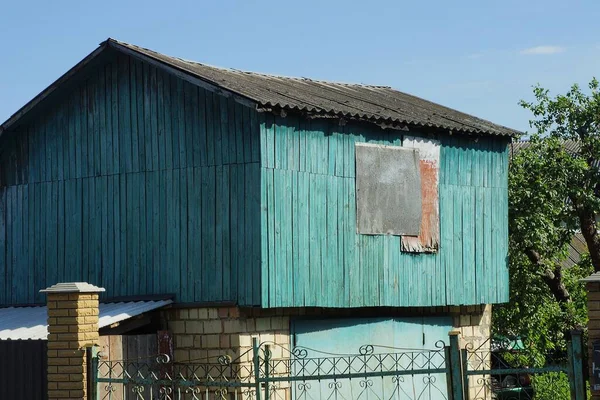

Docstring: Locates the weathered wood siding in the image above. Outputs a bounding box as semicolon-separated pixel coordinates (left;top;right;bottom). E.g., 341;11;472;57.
259;114;509;308
0;53;261;305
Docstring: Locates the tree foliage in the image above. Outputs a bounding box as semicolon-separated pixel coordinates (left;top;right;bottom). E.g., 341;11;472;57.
493;79;600;363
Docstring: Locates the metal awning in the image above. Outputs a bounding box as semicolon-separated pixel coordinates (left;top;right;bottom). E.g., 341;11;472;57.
0;300;172;340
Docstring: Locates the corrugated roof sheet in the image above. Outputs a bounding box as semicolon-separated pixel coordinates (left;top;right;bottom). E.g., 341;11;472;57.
0;299;172;340
107;39;519;138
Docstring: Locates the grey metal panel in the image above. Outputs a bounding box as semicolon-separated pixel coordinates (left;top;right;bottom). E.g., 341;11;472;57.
355;143;422;235
0;299;172;340
0;340;47;399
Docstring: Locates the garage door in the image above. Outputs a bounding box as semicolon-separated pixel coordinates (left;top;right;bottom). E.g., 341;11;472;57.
291;316;452;400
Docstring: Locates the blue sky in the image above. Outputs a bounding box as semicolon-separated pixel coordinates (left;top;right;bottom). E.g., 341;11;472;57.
1;0;599;133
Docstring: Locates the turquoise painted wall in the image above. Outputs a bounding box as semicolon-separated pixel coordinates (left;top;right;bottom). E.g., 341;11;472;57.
0;50;509;308
0;52;262;305
259;114;509;308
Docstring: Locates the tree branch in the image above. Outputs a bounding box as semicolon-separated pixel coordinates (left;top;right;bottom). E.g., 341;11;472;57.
525;248;571;303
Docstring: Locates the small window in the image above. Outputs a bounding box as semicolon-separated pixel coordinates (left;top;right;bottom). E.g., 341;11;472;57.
355;143;422;235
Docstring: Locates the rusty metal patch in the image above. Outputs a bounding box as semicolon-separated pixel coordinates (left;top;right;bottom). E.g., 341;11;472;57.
401;136;440;253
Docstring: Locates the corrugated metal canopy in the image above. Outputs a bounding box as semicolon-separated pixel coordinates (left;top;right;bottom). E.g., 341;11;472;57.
0;299;172;340
108;39;518;137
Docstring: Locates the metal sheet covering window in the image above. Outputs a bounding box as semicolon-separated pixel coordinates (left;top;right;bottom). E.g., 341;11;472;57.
355;143;422;235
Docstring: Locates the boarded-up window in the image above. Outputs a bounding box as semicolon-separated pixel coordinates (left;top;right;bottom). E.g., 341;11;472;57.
355;143;422;235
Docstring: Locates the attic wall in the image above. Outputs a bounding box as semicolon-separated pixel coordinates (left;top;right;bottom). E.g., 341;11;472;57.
0;53;261;305
259;113;509;308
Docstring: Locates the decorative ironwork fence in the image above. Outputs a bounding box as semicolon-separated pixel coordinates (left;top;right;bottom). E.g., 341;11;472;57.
90;331;587;400
461;330;585;400
90;338;453;400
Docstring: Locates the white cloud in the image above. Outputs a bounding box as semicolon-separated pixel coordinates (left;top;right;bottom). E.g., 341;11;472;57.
520;45;566;55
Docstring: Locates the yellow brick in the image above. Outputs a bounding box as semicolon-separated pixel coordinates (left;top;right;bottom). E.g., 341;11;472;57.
220;334;230;348
198;308;209;319
207;308;218;319
47;341;71;349
48;373;70;382
180;309;189;319
48;294;70;301
176;335;194;348
56;349;83;358
49;325;70;334
48;358;71;366
69;307;98;317
256;318;271;332
238;334;252;347
223;319;246;333
48;382;58;390
189;308;199;319
69;357;85;366
69;373;84;382
203;334;220;348
48;389;71;398
185;321;204;334
56;365;84;374
174;349;189;362
48;309;70;317
170;320;186;334
203;320;223;334
47;350;58;358
271;317;287;330
69;389;85;398
47;317;57;325
55;300;80;309
57;381;83;390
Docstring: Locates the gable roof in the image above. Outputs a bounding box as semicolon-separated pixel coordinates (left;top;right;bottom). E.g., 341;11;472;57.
0;38;521;138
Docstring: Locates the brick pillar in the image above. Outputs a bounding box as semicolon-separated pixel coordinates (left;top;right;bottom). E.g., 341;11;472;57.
40;282;105;400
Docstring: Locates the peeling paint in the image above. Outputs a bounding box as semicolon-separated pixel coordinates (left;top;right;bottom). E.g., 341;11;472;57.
401;137;440;253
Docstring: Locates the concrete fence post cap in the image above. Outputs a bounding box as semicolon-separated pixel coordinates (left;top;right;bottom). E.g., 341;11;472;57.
581;272;600;283
39;282;106;293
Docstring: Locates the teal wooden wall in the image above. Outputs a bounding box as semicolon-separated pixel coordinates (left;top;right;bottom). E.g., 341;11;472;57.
0;52;261;305
259;114;509;308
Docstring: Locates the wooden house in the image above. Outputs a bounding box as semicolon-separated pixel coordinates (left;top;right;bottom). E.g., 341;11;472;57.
0;39;515;363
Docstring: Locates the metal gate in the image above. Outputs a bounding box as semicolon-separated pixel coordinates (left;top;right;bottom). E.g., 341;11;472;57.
89;331;586;400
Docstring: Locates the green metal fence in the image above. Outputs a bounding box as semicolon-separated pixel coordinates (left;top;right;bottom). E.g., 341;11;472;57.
89;331;586;400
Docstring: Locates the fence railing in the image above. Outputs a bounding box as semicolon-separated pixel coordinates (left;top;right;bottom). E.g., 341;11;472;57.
89;331;586;400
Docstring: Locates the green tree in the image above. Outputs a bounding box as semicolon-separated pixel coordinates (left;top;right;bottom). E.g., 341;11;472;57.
494;79;600;362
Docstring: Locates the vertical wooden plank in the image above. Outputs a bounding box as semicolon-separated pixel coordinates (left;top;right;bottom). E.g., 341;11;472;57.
143;172;153;294
157;68;166;171
152;170;161;294
230;165;239;301
48;182;58;289
192;168;202;302
5;187;13;302
249;164;261;305
129;58;140;173
136;173;146;295
284;170;293;307
191;86;201;167
214;165;224;300
197;88;207;167
118;55;132;173
273;170;283;307
175;77;186;168
56;180;65;288
172;169;182;296
128;173;138;294
265;168;276;306
183;82;194;167
212;93;222;166
204;90;215;166
233;101;244;164
162;71;173;170
150;66;160;172
143;62;154;171
179;169;188;302
219;96;231;165
27;184;35;300
204;166;216;300
222;166;231;300
297;171;309;306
